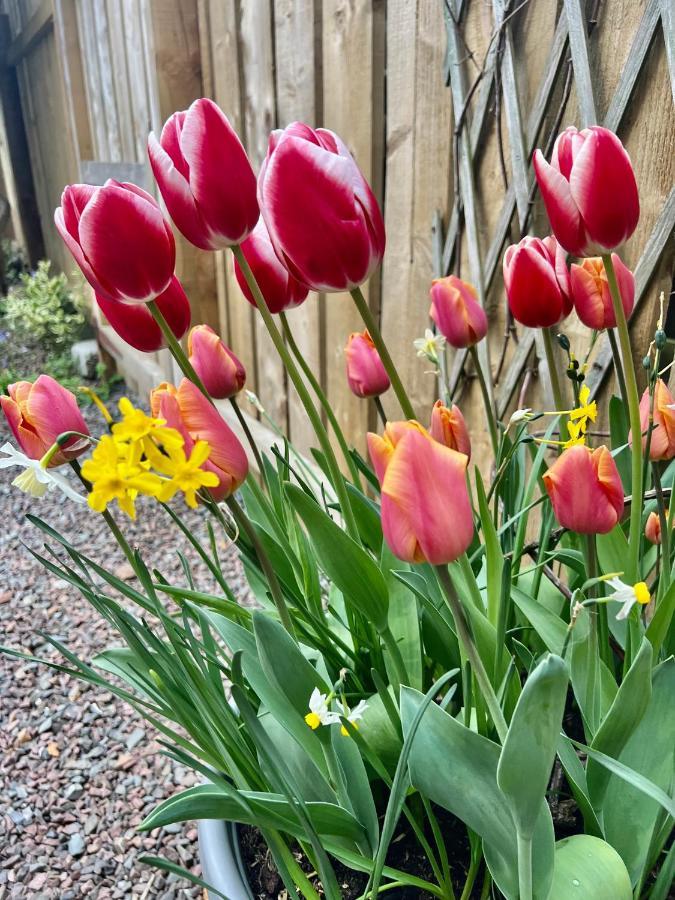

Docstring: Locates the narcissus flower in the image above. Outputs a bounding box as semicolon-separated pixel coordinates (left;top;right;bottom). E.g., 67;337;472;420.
151;379;248;501
0;442;84;503
146;440;220;508
632;380;675;461
258;122;385;292
570;255;635;330
96;276;191;353
149;98;259;250
0;376;89;465
112;397;183;455
188;325;246;399
413;329;446;365
503;235;572;328
605;577;650;620
304;688;368;737
429;276;487;348
81;435;164;519
344;330;390;398
533;126;639;256
234;219;309;314
543;444;624;534
55;181;175;304
430;401;471;458
367;421;474;564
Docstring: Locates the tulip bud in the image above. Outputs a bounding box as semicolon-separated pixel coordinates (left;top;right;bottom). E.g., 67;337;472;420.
0;375;89;465
187;325;246;399
233;219;309;314
258;122;385;292
429;276;487;348
645;511;663;546
570;255;635;330
430;400;471;459
503;235;572;328
148;98;259;250
344;330;390;398
367;421;473;564
96;276;191;353
533;126;639;256
543;444;624;534
55;181;175;304
632;380;675;461
150;378;248;500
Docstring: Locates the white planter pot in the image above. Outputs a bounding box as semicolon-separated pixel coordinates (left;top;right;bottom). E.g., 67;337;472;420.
198;819;253;899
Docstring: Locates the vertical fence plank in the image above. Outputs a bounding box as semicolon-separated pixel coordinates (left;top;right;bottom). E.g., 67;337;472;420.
239;0;288;434
274;0;321;453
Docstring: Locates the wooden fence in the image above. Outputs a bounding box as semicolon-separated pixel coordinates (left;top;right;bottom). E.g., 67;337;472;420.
0;0;673;468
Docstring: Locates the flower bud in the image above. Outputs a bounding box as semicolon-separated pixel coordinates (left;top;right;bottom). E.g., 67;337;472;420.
632;380;675;461
96;276;191;353
187;325;245;399
430;401;471;459
645;511;662;546
543;444;624;534
503;235;572;328
570;255;634;330
234;219;309;314
344;330;390;398
429;276;487;348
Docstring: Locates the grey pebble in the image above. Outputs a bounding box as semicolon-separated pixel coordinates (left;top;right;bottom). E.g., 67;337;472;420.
67;834;85;857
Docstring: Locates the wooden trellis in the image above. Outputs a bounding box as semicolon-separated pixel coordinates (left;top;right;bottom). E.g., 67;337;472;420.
437;0;675;428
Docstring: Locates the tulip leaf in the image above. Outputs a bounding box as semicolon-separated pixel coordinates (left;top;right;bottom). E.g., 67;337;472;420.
601;658;675;884
380;548;422;690
511;586;567;655
401;686;555;900
330;725;379;855
497;654;569;839
287;484;389;630
548;835;632;900
596;524;630;579
587;637;653;810
569;606;618;738
646;578;675;654
475;469;504;627
345;482;383;553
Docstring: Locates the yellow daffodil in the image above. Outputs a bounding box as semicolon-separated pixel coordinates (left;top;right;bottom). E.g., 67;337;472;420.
112;397;183;453
81;435;163;519
149;440;219;508
569;384;597;435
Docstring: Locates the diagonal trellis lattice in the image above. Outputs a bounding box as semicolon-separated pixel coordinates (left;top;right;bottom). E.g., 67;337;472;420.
436;0;675;419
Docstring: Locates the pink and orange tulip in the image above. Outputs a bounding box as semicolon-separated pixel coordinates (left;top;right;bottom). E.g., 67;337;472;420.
0;376;89;465
429;276;487;349
570;255;634;331
258;122;385;292
96;276;191;353
430;401;471;459
234;219;309;314
367;421;474;565
148;98;259;250
645;511;663;546
503;235;572;328
543;444;624;534
187;325;246;400
55;181;175;304
151;379;248;500
344;330;390;398
533;126;639;256
634;380;675;461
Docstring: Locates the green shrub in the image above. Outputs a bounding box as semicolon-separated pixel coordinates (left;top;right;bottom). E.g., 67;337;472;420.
2;261;89;352
0;239;29;290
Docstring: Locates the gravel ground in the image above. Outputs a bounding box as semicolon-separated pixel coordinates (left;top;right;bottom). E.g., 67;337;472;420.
0;393;252;898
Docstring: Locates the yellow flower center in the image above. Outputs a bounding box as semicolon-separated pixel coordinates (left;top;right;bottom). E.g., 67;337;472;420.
305;712;321;730
633;582;650;606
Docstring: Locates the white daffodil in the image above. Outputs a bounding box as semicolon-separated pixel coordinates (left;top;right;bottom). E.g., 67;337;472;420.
245;390;265;415
0;443;85;504
304;688;340;730
508;408;533;427
340;699;369;736
413;329;446;364
605;577;650;620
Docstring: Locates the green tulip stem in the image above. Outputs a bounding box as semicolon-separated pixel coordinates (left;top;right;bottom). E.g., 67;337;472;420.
436;564;508;743
603;253;642;581
585;533;610;670
146;300;212;402
380;625;410;691
373;395;387;428
606;328;629;412
541;327;565;423
651;461;670;594
279;311;362;488
468;344;499;458
231;245;360;541
350;286;416;420
517;833;533;900
229;396;265;476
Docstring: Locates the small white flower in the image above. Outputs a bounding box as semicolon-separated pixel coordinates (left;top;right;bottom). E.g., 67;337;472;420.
0;443;85;503
414;329;446;363
304;688;340;729
508;408;533;427
245;390;265;415
605;577;651;620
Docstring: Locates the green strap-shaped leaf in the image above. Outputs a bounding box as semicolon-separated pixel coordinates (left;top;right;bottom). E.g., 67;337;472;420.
287;484;389;630
497;654;569;839
548;835;632;900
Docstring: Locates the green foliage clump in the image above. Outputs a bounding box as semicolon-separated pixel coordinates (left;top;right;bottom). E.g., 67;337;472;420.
2;260;89;353
0;239;29;290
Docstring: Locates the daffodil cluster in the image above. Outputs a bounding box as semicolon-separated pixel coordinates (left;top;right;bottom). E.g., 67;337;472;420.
81;397;219;519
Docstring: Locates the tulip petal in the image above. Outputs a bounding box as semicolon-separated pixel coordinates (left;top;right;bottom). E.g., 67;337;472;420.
569;128;640;252
381;430;473;565
533;150;588;256
504;240;566;328
543;445;622;534
180;98;259;245
54;206;113;299
234;219;309;314
78;184;175;302
24;375;88;452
